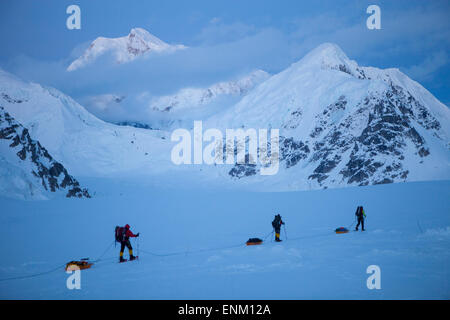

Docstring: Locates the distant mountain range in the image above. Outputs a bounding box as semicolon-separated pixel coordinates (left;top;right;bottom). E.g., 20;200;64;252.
84;69;270;131
1;34;449;198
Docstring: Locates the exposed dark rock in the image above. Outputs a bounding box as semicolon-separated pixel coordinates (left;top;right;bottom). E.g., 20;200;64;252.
374;178;393;185
418;147;430;157
116;121;153;130
227;135;310;178
228;163;257;178
1;93;26;104
305;84;439;187
0;106;91;198
280;137;310;168
282;108;303;129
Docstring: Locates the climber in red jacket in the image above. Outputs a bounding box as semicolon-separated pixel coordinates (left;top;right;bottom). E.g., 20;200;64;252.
116;224;139;262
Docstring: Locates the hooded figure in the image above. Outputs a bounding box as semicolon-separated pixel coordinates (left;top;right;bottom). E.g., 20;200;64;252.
118;224;139;262
272;214;285;242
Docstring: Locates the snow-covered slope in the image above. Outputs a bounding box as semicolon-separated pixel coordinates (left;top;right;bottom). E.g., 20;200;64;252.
0;107;90;199
0;68;171;181
82;70;270;131
149;70;270;113
121;69;270;130
67;28;186;71
205;43;450;189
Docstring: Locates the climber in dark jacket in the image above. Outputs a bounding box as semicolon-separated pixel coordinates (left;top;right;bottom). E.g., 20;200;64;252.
355;206;366;231
272;214;285;242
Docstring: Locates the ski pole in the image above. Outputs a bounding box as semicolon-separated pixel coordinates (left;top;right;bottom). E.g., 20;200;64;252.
134;236;137;259
417;219;423;234
283;224;288;240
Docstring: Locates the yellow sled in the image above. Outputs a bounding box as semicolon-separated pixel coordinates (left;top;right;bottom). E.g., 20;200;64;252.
65;260;93;271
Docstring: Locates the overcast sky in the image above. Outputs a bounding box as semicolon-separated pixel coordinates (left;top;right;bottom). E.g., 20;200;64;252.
0;0;449;108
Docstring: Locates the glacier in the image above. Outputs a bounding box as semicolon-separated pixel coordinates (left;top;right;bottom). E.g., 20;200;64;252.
0;180;448;299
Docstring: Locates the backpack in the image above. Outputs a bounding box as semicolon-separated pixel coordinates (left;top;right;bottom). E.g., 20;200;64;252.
272;215;281;228
355;206;364;217
115;226;126;243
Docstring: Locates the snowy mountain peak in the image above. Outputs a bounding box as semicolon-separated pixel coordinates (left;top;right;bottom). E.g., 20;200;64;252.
67;27;186;71
301;43;351;65
291;43;362;77
128;28;165;45
126;27;173;54
129;27;152;38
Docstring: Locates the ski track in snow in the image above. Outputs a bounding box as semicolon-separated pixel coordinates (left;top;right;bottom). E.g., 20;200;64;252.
0;180;448;299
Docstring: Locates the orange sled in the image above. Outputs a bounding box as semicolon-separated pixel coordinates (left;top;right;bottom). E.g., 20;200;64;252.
65;260;93;271
335;227;350;234
246;238;263;246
